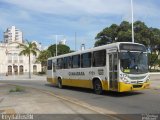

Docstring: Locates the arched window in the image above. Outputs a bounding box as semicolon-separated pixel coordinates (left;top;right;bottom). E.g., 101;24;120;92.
19;65;23;75
14;65;18;75
33;65;37;74
8;65;12;75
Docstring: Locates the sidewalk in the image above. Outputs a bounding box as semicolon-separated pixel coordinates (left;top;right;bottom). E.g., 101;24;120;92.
0;74;46;80
0;83;116;120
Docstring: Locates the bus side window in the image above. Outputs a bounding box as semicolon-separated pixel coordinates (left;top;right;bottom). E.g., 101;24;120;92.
64;57;72;69
64;57;67;69
93;50;106;67
47;60;52;70
81;52;91;68
72;55;80;68
57;58;64;69
113;54;118;71
68;56;72;68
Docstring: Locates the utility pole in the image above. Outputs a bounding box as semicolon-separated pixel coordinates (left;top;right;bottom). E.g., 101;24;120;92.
54;35;64;56
75;32;77;51
55;35;57;56
131;0;134;43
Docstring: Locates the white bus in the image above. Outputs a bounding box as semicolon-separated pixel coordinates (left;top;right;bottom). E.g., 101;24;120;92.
47;42;150;94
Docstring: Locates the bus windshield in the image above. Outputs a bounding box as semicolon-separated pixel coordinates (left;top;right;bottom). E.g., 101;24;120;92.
120;52;148;74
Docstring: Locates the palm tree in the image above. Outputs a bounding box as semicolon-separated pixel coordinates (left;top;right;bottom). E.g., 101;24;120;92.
17;41;40;79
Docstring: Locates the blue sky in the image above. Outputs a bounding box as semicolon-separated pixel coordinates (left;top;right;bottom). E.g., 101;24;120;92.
0;0;160;50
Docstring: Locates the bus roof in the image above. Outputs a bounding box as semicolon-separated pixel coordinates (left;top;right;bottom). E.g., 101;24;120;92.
48;42;145;60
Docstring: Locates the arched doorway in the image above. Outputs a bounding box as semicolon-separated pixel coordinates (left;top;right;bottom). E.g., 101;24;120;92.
19;65;23;75
33;65;37;74
14;65;18;75
8;65;12;75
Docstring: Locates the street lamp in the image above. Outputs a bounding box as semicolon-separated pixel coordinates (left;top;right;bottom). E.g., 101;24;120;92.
131;0;134;43
54;35;64;56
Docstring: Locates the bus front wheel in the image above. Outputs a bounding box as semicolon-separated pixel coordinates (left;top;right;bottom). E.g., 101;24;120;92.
58;78;63;89
93;79;103;95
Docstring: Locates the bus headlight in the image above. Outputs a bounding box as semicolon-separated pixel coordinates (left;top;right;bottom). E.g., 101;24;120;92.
145;76;150;83
124;78;130;83
120;73;130;83
120;77;129;83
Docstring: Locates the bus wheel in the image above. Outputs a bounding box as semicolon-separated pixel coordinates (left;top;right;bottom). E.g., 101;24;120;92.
93;79;103;95
58;78;63;89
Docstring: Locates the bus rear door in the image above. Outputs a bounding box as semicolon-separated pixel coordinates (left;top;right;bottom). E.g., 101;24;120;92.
52;59;57;84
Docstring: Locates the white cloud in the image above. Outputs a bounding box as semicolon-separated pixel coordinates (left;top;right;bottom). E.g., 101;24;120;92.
1;0;159;24
0;0;135;15
0;0;160;49
2;0;159;21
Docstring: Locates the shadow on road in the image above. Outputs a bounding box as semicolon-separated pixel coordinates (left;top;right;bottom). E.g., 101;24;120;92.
103;91;143;97
45;83;143;97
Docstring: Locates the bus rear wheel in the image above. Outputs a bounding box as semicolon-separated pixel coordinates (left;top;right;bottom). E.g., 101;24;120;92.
58;78;63;89
93;79;103;95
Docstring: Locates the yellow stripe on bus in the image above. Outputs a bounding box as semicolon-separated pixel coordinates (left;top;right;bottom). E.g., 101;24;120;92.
47;78;150;92
47;77;109;90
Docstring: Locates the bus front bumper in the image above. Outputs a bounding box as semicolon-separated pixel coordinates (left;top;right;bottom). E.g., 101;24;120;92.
118;82;150;92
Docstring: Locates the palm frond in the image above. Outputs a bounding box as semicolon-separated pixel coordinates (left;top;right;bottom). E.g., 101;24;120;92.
31;50;37;56
18;41;39;57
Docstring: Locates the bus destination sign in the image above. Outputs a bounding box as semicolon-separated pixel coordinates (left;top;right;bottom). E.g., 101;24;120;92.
120;43;146;52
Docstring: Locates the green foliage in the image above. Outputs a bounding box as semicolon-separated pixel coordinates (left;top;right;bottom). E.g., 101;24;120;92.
9;86;25;92
95;20;160;47
38;71;46;75
48;44;70;56
117;30;132;42
148;53;158;66
95;20;160;69
36;50;51;67
37;50;51;62
148;52;160;70
18;41;40;56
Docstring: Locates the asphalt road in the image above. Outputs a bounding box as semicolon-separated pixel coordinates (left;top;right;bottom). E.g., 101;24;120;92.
0;74;160;115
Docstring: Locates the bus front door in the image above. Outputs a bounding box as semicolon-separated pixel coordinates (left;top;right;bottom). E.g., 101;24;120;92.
108;53;118;91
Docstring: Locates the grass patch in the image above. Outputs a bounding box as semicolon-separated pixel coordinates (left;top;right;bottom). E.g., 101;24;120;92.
9;86;25;93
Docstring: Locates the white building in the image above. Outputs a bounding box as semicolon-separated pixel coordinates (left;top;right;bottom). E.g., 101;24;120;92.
59;39;66;45
0;26;41;76
4;26;23;43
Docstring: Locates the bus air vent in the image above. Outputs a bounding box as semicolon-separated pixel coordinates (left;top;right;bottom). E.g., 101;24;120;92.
133;85;142;88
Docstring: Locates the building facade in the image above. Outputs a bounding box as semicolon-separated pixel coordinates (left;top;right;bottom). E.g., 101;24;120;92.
0;26;41;75
4;26;23;43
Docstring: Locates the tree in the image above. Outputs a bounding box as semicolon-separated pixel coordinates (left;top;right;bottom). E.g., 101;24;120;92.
149;45;160;70
95;20;160;70
95;20;160;47
48;44;70;56
36;50;51;72
17;41;40;78
95;24;119;46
